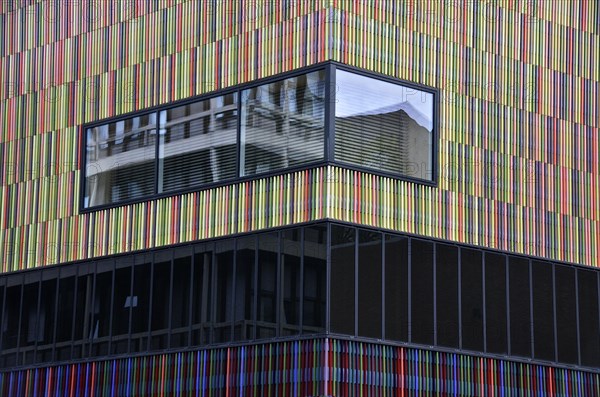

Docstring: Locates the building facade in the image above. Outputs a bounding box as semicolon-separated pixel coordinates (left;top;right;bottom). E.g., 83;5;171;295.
0;0;599;395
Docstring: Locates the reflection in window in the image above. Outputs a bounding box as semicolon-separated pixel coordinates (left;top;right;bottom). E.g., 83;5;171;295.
257;233;278;339
55;268;76;361
111;259;133;355
335;70;434;180
150;251;171;350
192;244;212;345
235;236;255;341
330;225;356;335
485;253;507;354
436;243;459;348
214;240;234;343
509;256;531;357
358;230;382;339
461;248;483;351
532;261;555;361
131;254;151;352
385;235;408;342
578;269;600;367
170;247;192;348
36;272;58;363
19;275;40;365
85;114;156;207
281;229;301;336
555;265;578;364
1;276;22;367
303;225;326;334
158;94;237;193
91;260;113;357
411;239;434;345
240;71;325;176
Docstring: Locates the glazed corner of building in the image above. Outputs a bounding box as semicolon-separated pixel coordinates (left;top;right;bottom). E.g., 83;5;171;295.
0;0;599;395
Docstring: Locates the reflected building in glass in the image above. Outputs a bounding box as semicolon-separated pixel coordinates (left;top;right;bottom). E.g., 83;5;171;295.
0;1;599;395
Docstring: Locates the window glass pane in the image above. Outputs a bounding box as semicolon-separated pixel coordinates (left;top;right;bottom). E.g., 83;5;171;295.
130;254;151;352
111;258;133;355
170;247;192;348
240;70;326;176
461;248;483;351
158;94;237;193
150;251;171;350
436;243;459;348
214;240;234;343
532;261;555;361
335;70;434;180
36;271;58;363
281;229;301;336
509;256;531;357
411;239;434;345
330;225;356;335
73;264;93;359
55;267;76;361
485;252;507;354
385;235;408;341
578;269;600;367
91;260;113;357
19;274;40;365
555;265;577;364
1;275;22;367
85;114;156;207
358;230;382;339
192;243;213;345
257;233;278;339
235;236;256;341
303;225;327;334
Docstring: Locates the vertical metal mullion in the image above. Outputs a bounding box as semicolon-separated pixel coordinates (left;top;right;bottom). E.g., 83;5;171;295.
407;238;412;343
575;269;581;366
433;242;437;346
482;253;487;353
505;256;511;357
354;227;358;337
325;63;336;162
325;223;331;334
552;264;558;362
457;247;462;349
529;260;534;358
167;251;174;348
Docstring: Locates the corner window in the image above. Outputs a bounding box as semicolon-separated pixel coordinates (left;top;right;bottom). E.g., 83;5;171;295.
83;63;437;209
334;70;434;180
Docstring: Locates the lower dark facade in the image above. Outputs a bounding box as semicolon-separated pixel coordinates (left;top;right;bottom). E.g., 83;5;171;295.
1;221;599;395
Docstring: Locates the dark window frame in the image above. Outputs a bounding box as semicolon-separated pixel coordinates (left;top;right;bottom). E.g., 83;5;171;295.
80;61;439;212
